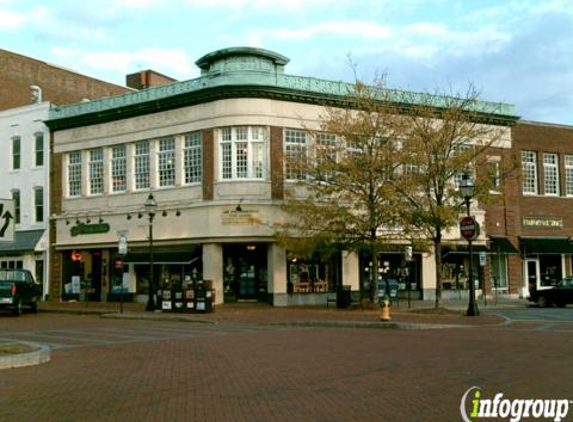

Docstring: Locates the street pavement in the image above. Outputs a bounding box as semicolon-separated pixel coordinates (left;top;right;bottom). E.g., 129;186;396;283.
0;299;572;422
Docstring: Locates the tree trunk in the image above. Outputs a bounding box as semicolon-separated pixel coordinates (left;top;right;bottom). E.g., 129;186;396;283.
371;249;379;303
434;239;443;309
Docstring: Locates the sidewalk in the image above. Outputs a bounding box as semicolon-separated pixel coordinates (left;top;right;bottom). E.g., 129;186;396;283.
38;297;526;327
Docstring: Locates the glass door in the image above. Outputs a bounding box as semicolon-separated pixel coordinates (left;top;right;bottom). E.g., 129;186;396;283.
525;258;540;295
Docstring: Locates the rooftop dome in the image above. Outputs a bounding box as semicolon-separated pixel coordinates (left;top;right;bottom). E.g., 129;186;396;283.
195;46;290;77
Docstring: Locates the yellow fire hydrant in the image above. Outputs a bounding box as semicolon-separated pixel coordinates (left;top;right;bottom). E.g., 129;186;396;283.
380;294;391;321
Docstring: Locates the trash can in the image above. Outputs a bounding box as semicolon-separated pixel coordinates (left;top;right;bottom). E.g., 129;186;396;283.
337;285;352;308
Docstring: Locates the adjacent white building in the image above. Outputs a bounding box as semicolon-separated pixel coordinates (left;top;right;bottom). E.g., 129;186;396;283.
0;101;50;297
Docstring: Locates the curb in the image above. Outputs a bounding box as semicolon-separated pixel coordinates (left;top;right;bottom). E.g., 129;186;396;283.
0;342;51;370
269;320;468;330
100;313;217;324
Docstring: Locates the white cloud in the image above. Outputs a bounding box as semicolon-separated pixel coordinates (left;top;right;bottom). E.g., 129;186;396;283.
269;20;391;41
0;9;27;30
51;47;196;80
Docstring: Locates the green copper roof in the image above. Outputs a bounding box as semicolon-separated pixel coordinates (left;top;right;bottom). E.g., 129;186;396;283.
47;47;518;127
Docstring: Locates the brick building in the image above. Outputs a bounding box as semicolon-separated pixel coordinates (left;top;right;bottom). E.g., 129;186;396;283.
504;121;573;299
0;49;138;298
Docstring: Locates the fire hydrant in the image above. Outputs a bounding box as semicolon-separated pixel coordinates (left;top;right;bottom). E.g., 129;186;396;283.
380;294;391;321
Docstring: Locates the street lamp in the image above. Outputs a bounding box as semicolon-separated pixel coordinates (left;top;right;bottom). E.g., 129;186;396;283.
460;173;479;316
145;192;157;311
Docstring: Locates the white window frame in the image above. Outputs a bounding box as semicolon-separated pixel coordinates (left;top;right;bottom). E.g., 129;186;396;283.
157;137;176;187
34;132;44;167
183;132;202;185
219;126;267;180
565;155;573;196
67;151;82;197
521;151;538;195
488;157;501;193
11;189;20;225
88;148;104;195
543;153;559;196
284;128;308;181
33;186;44;223
111;145;127;193
11;136;21;170
134;141;150;191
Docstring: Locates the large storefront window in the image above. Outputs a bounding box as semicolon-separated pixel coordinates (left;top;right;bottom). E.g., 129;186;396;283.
223;244;268;302
360;252;422;299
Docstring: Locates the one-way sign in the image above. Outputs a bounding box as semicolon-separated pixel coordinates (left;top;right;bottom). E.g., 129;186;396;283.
0;199;15;243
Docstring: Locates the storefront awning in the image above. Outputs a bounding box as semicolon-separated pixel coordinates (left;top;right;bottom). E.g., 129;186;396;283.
519;237;573;255
489;236;518;254
123;252;199;264
0;229;44;254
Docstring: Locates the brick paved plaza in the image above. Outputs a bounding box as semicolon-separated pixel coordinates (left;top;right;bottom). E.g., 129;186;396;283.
0;305;572;422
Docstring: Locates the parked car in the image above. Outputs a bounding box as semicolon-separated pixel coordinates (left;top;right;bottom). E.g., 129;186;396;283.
528;277;573;308
0;269;41;316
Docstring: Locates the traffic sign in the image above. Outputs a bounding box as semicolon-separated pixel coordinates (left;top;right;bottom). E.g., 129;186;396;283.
0;199;15;243
118;234;128;256
460;216;479;241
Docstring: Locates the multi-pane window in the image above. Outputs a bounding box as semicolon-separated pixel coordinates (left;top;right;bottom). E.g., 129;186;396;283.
219;126;267;180
521;151;538;195
34;133;44;167
111;145;127;192
68;151;82;197
285;129;308;180
565;155;573;196
543;153;559;196
134;141;150;190
315;132;337;180
489;160;501;191
88;148;104;195
34;187;43;223
11;137;21;170
12;190;20;224
158;137;176;187
184;132;202;184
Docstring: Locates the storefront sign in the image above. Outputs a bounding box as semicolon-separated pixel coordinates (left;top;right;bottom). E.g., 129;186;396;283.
221;209;261;226
522;217;563;229
71;222;111;237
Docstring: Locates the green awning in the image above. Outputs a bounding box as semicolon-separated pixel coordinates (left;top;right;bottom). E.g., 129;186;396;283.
519;237;573;255
123;252;199;265
489;236;518;254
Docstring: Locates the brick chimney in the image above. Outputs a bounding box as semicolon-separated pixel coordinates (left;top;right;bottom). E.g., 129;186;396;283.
126;70;177;90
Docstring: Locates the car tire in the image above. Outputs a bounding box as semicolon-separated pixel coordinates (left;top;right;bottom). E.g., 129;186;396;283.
555;301;566;308
29;302;38;313
537;296;549;308
12;300;22;316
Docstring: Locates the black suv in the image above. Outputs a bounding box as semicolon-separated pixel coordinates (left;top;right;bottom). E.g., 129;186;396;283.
528;277;573;308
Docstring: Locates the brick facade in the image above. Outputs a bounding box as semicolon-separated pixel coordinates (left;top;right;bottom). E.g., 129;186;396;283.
0;49;130;110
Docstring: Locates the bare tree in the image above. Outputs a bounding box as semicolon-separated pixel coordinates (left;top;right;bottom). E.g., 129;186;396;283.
278;79;515;308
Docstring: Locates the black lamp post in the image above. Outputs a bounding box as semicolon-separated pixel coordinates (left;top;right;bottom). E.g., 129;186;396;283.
460;173;479;316
145;193;157;311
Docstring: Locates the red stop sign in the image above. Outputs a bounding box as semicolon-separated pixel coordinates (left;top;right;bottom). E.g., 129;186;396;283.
460;216;477;240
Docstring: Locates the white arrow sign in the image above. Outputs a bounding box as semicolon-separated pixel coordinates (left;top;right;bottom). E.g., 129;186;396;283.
0;199;15;243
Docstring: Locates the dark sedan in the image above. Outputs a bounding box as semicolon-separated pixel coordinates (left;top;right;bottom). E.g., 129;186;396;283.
528;277;573;308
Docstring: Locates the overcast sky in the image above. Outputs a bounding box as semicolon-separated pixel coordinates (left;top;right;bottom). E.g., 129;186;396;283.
2;0;572;125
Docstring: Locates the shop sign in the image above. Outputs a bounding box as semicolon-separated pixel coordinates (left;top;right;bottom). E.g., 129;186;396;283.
71;222;111;237
522;217;563;229
221;209;261;226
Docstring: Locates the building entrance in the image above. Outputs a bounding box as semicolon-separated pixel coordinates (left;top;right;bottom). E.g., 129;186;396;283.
223;244;268;302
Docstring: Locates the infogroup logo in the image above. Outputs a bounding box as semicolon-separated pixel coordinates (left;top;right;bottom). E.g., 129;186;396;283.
460;386;571;422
